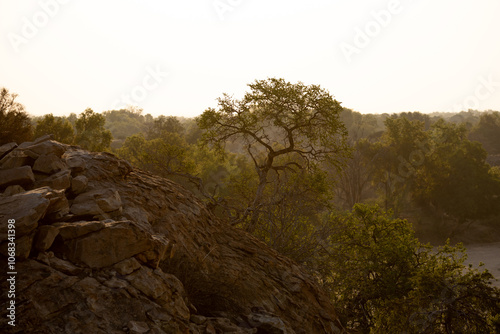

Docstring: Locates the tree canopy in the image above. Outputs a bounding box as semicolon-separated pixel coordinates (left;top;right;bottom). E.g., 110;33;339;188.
197;78;350;231
74;108;113;151
326;204;500;333
0;87;32;145
34;113;75;144
469;111;500;155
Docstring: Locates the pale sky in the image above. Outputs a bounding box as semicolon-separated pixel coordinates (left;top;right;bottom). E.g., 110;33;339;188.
1;0;500;118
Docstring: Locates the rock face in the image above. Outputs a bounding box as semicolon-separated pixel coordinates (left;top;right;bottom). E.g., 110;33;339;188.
0;138;344;333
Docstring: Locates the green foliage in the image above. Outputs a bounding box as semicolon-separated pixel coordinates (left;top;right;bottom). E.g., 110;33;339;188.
326;204;500;333
74;108;113;151
490;166;500;179
243;162;333;263
0;88;32;145
146;115;184;139
188;145;242;202
384;245;500;333
103;108;148;141
340;108;384;142
327;205;419;330
198;78;349;167
469;111;500;155
383;116;429;163
333;139;379;209
361;116;500;220
116;133;148;167
118;132;195;177
117;129;239;211
182;118;204;144
414;120;500;220
34;114;74;144
396;111;433;130
197;78;350;232
67;113;78;127
358;117;430;212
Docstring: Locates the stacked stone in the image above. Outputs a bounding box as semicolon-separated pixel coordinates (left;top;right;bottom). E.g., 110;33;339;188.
0;137;344;334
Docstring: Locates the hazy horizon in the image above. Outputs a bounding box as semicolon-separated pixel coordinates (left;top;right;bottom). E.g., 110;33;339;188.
2;0;500;118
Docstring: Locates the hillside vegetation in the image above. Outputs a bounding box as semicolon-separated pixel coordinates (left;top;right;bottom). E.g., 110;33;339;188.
2;80;500;332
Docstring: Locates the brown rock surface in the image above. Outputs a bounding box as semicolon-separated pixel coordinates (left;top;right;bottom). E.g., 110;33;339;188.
0;141;344;333
0;142;17;159
0;165;35;188
0;150;33;169
0;187;50;237
23;139;66;158
59;220;168;269
32;154;67;174
34;169;71;190
71;174;88;194
2;185;25;196
70;188;122;216
34;225;59;251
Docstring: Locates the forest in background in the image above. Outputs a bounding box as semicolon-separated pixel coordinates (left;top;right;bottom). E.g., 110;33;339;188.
2;82;500;332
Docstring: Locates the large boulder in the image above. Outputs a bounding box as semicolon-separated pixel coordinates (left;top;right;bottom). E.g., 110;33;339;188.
70;188;122;216
55;220;169;269
22;139;66;158
0;149;34;169
0;142;17;159
35;169;71;191
0;187;50;238
71;175;88;194
0;165;35;189
32;154;67;174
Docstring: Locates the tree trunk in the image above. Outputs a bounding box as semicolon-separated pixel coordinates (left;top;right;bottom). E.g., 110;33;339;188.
246;171;267;233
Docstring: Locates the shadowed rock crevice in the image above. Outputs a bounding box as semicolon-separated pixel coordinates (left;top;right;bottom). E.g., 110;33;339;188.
0;138;344;334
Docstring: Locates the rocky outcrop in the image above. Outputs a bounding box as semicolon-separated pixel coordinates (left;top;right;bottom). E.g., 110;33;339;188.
0;137;344;333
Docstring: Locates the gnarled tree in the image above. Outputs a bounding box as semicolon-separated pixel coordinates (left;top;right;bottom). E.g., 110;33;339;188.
197;78;349;232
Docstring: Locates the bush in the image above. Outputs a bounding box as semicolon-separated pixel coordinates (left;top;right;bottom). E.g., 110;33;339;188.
325;204;500;333
34;114;74;144
0;88;32;145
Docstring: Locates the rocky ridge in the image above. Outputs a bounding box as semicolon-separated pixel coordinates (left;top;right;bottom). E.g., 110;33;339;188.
0;136;344;334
